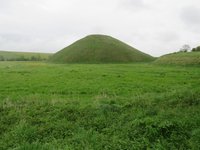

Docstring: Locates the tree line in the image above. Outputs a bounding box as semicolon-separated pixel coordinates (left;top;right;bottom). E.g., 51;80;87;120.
0;55;48;61
179;45;200;52
191;46;200;52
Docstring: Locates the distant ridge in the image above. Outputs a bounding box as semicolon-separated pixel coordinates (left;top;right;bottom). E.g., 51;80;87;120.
154;52;200;65
49;34;154;63
0;50;52;61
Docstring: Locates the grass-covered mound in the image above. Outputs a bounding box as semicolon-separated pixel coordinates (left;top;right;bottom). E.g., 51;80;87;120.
154;52;200;65
49;34;154;63
0;50;52;61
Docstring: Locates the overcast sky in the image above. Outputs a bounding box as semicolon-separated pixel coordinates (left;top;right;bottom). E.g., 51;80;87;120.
0;0;200;56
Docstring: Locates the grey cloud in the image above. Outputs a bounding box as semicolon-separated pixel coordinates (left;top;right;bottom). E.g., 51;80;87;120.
0;0;200;56
121;0;145;7
118;0;146;11
156;32;180;43
181;6;200;25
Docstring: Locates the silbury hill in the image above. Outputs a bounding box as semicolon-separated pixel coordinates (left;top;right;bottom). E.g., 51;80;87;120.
49;34;154;63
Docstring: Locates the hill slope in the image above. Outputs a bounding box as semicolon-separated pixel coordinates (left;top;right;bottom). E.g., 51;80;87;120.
154;52;200;65
49;35;154;63
0;51;52;61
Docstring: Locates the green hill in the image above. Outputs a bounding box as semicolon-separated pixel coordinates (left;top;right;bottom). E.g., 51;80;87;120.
154;52;200;65
0;51;52;61
49;35;154;63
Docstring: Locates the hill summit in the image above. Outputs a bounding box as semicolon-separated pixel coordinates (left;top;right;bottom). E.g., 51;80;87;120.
49;34;154;63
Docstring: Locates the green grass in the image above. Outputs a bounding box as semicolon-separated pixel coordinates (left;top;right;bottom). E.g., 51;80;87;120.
154;52;200;65
0;50;52;61
0;62;200;149
49;35;155;63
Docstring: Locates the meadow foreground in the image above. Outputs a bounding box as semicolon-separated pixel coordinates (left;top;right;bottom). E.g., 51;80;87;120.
0;62;200;149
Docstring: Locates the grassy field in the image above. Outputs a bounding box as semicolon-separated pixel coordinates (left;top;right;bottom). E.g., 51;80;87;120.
0;51;52;61
49;35;154;63
154;52;200;65
0;62;200;149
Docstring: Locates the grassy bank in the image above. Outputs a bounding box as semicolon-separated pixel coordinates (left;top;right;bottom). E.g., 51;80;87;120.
154;52;200;65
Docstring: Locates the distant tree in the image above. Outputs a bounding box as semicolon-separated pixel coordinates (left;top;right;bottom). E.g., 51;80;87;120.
0;55;5;61
18;56;25;61
192;46;200;52
37;55;42;61
31;56;37;61
17;55;29;61
192;48;196;52
197;46;200;51
180;44;191;52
